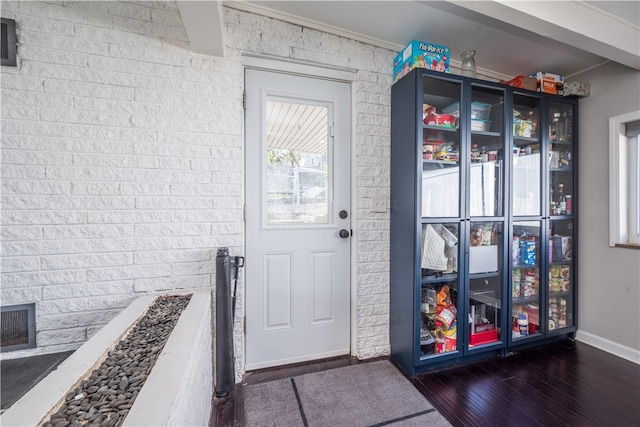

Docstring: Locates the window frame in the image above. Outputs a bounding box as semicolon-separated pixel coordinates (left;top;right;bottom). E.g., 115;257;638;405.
608;110;640;248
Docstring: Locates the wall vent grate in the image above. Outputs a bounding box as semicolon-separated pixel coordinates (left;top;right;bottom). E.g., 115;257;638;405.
1;17;17;66
1;303;36;352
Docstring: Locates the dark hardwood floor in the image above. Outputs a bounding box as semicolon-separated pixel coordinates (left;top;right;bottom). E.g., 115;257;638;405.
211;340;640;426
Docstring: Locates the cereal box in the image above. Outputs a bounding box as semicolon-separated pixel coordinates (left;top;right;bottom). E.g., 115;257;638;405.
394;40;450;82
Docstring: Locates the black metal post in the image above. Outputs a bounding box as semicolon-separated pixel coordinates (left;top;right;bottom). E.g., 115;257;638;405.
215;247;234;397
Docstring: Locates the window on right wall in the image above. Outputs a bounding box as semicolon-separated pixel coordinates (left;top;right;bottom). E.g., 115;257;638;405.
609;111;640;247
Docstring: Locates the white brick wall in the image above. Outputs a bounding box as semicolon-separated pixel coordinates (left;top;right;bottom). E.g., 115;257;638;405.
1;1;392;372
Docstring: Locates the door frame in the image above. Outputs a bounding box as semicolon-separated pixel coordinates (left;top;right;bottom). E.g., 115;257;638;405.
241;54;359;370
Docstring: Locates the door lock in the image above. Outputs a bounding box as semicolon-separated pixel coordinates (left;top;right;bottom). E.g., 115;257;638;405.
339;210;348;219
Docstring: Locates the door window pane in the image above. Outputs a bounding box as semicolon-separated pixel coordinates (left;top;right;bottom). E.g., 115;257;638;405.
265;100;330;225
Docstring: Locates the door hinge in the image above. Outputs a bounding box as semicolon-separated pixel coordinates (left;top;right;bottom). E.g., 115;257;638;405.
243;317;246;334
242;90;246;109
243;204;246;222
330;124;335;137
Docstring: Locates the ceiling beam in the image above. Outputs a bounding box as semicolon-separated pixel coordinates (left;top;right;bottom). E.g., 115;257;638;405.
448;0;640;71
177;0;225;57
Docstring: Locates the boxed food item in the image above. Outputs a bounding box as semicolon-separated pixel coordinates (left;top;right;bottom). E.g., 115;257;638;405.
520;240;537;265
531;72;564;95
469;245;498;274
505;75;537;91
553;235;572;261
394;40;450;82
514;118;534;138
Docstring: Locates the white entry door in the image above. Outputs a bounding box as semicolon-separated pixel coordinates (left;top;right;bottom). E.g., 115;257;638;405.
245;69;351;370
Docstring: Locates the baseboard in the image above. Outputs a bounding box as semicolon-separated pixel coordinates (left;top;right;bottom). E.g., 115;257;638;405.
576;330;640;364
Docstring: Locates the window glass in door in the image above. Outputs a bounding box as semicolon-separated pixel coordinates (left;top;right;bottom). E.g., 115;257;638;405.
265;100;330;226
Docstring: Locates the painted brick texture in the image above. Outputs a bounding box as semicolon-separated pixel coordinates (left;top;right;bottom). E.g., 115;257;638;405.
1;1;392;370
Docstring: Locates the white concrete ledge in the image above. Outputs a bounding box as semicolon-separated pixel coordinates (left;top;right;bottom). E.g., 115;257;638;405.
124;290;212;427
0;291;213;427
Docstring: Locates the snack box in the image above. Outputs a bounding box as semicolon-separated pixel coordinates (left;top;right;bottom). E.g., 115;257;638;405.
394;40;450;82
553;235;572;261
520;240;537;265
531;72;564;95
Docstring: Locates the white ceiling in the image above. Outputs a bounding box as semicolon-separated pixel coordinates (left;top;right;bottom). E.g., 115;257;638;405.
179;1;640;80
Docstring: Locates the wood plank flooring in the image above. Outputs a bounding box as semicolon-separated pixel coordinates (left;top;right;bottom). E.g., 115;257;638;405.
211;340;640;426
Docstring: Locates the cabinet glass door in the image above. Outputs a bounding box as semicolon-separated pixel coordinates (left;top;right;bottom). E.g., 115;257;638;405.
512;94;541;216
511;221;542;340
469;85;505;217
548;220;574;331
421;77;461;218
548;101;575;217
468;221;503;348
420;222;460;359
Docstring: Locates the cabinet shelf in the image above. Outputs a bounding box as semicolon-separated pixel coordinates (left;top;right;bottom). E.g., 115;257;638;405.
422;159;458;167
549;291;572;298
512;295;540;304
513;264;538;269
421;272;457;284
549;260;571;266
469;271;501;280
513;136;539;143
422;124;458;132
472;130;501;138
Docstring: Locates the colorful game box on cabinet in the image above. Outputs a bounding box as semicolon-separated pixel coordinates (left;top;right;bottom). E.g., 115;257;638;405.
394;40;450;82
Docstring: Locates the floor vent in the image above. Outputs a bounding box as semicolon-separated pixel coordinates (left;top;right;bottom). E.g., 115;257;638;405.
1;303;36;352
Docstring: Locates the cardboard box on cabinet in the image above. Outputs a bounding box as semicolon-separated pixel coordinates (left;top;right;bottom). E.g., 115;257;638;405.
531;72;564;95
394;40;450;82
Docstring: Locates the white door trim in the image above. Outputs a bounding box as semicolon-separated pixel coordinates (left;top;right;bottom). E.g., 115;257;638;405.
241;56;359;370
241;53;358;82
